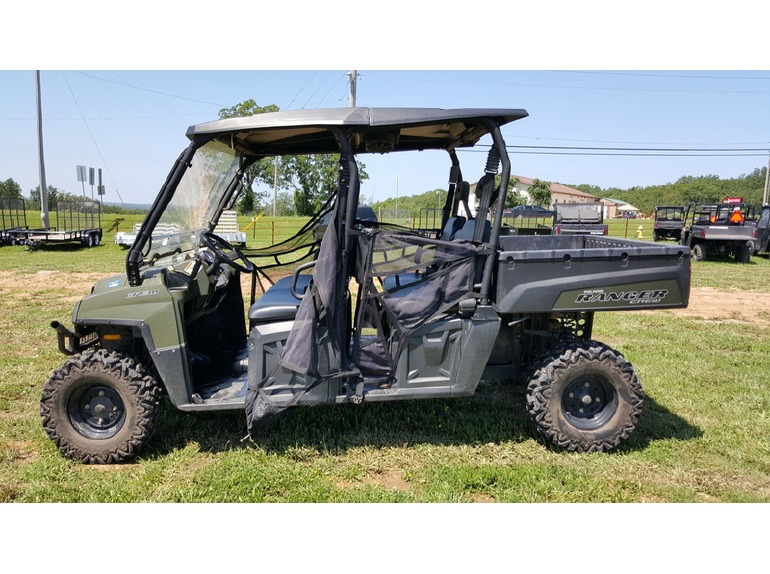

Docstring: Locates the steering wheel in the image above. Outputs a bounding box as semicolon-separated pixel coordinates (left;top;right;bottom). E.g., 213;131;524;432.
199;231;254;273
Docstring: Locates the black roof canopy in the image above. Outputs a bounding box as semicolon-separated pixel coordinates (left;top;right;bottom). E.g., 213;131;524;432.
186;107;528;157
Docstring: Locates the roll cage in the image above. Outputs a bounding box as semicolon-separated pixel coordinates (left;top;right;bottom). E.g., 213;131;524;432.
126;108;528;289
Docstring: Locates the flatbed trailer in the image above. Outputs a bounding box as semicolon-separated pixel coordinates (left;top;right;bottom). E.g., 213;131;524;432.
9;199;102;249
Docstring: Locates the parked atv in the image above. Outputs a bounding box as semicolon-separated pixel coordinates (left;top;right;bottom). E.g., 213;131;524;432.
680;201;758;262
41;107;691;463
652;205;685;242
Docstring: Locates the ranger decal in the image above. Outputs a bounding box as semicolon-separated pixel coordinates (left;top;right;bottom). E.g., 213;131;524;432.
575;289;669;305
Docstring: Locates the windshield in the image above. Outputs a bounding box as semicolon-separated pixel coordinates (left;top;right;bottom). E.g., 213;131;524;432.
159;140;240;232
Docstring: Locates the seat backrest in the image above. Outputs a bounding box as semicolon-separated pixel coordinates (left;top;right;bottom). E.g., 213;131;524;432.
453;218;490;243
440;216;466;241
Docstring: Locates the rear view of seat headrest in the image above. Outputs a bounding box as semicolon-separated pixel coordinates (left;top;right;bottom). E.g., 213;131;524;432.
440;216;465;241
453;218;491;243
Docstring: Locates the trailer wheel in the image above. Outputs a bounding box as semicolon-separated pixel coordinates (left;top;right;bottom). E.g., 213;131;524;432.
692;243;707;261
40;349;163;464
526;340;643;453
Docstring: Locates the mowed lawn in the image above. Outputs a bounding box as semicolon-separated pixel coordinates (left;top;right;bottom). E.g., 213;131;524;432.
2;217;767;570
1;223;769;507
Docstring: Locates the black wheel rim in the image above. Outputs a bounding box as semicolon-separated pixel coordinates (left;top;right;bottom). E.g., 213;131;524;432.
561;375;617;430
68;384;126;439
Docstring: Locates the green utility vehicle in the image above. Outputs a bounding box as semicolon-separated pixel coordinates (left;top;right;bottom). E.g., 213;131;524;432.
41;108;691;464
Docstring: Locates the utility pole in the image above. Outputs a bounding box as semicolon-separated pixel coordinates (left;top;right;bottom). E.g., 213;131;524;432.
273;156;279;217
763;152;770;206
347;70;357;107
35;71;50;228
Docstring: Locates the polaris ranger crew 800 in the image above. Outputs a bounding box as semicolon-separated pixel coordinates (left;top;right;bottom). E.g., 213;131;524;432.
41;108;691;463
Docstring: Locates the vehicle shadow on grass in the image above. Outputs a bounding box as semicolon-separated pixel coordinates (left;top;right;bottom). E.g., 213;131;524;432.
146;381;702;459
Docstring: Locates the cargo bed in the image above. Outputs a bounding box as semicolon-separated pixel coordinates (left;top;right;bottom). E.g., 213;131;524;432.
494;235;690;313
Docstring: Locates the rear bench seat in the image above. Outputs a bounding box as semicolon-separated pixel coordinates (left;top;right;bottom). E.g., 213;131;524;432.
249;274;312;325
380;216;488;292
251;217;492;320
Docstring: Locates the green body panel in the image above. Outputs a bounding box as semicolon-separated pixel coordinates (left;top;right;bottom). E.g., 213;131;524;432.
75;272;187;350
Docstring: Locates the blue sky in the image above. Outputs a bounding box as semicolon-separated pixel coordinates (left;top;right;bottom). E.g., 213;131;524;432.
2;70;768;207
2;5;769;207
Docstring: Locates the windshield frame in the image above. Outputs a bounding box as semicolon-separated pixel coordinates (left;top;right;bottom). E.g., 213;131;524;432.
126;136;251;285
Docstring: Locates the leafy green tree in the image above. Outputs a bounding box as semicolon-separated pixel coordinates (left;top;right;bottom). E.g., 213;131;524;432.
218;100;368;216
282;154;369;216
284;155;336;216
275;191;295;216
528;179;552;207
237;186;255;215
218;100;280;214
27;185;71;209
505;177;526;208
0;178;23;201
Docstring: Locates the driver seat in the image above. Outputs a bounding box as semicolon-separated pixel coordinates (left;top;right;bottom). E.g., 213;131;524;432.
248;274;312;325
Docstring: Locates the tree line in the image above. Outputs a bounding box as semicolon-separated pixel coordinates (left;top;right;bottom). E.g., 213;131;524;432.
572;168;767;216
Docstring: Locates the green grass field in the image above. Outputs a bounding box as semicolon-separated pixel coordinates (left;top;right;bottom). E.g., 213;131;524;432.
2;217;770;506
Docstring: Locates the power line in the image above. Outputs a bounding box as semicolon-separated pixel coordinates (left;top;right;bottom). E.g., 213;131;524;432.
80;72;180;136
0;114;209;121
301;71;334;109
74;71;226;107
359;72;770;95
509;145;769;152
284;71;319;110
506;151;769;157
61;72;124;203
559;71;770;81
504;134;770;146
315;72;348;108
464;143;770;157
